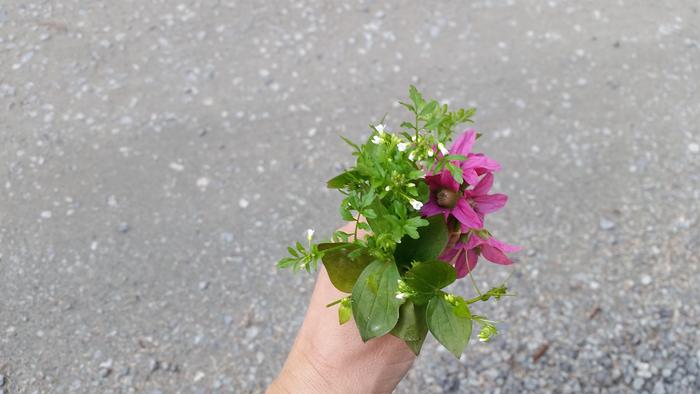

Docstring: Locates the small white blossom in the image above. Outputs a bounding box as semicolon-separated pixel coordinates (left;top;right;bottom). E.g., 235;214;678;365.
438;142;449;155
397;142;408;152
427;149;434;157
407;182;415;188
305;228;315;242
409;199;423;210
395;292;408;300
375;124;386;134
411;135;417;142
372;135;383;144
385;185;391;191
408;151;416;161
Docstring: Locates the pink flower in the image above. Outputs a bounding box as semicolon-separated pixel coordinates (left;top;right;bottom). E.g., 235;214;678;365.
421;170;483;231
439;232;521;278
463;173;507;222
449;130;502;185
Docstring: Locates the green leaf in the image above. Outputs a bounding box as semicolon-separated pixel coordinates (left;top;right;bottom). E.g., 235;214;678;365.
390;301;428;355
339;136;361;152
400;122;415;131
409;85;424;109
404;261;456;304
351;260;404;341
424;116;442;130
403;225;419;239
327;170;358;189
427;294;472;358
363;208;377;219
446;163;463;184
394;215;449;269
419;100;438;117
338;298;352;325
318;243;373;293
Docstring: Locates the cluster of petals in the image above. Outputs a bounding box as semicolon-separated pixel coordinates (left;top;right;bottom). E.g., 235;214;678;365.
419;129;520;277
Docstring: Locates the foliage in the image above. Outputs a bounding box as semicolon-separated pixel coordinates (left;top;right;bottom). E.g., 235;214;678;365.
277;86;516;357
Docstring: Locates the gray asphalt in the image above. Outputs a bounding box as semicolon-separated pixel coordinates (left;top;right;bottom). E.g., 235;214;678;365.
1;1;699;393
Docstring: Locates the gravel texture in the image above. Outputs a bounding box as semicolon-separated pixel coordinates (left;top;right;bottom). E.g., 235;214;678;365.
1;1;699;393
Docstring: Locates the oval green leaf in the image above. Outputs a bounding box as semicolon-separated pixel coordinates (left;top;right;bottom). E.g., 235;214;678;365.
390;301;428;355
318;243;373;293
351;260;404;342
427;294;472;358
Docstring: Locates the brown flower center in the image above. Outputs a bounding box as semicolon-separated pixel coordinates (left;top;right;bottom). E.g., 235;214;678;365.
436;188;459;208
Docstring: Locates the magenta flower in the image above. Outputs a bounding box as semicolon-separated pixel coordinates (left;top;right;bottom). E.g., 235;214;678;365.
449;130;502;185
463;173;507;222
439;232;521;278
421;170;483;231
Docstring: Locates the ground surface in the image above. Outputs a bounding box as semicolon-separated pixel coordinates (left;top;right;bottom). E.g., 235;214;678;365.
1;1;699;393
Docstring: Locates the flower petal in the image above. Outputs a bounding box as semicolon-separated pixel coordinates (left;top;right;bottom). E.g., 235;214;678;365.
487;237;522;254
465;233;484;249
453;199;483;230
473;154;501;173
455;247;479;278
471;173;494;196
473;193;508;214
439;169;460;191
439;244;460;263
420;200;444;217
481;244;513;265
450;129;477;155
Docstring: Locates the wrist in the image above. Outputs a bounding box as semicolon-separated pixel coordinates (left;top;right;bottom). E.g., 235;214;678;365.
268;345;335;394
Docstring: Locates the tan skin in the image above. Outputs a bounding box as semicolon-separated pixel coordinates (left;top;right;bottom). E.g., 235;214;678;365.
267;223;416;394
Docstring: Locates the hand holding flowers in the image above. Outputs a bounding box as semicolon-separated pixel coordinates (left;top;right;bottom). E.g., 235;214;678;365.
277;86;520;357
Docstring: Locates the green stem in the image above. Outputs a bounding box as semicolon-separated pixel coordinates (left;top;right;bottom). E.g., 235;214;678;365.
468;269;482;296
325;298;344;308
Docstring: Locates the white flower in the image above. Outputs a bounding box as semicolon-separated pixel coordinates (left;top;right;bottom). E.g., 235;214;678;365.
375;124;386;134
305;228;315;242
372;135;383;144
395;292;408;300
427;149;434;157
408;151;416;161
411;135;417;142
407;182;415;188
409;199;423;210
385;185;391;191
397;142;408;152
438;142;449;155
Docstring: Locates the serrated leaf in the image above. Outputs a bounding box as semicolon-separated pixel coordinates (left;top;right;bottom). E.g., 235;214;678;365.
427;294;472;358
419;100;438;117
318;243;373;293
394;215;449;270
391;301;428;355
351;260;404;341
409;85;423;109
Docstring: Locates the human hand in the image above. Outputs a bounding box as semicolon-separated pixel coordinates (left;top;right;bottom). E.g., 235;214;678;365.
268;223;416;394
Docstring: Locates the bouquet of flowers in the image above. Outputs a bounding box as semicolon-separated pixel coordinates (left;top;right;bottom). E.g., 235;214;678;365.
278;86;520;357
